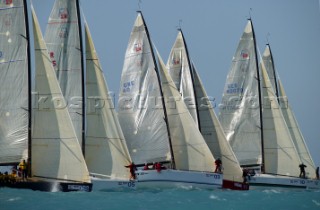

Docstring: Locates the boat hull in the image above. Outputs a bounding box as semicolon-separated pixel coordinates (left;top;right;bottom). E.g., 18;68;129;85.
0;179;92;192
136;169;222;189
222;179;249;190
91;177;136;191
248;174;320;189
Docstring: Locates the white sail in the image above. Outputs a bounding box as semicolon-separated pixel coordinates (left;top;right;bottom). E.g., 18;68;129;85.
262;45;278;95
278;80;316;177
118;13;171;164
0;0;28;164
157;51;215;172
32;8;90;183
192;64;243;182
219;20;261;166
85;23;131;179
260;62;301;176
44;0;83;145
166;31;198;127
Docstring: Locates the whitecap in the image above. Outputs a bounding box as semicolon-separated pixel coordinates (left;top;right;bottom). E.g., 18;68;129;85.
312;200;320;206
8;197;21;202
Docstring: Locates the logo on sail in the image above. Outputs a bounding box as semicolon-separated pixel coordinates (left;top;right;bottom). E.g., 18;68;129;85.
134;43;142;52
49;52;57;67
59;27;68;38
4;14;11;26
240;49;249;59
172;58;180;65
59;8;68;19
1;0;12;5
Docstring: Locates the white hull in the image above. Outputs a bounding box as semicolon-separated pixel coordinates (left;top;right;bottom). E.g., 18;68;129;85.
91;177;137;191
91;169;223;191
136;169;222;189
248;173;320;189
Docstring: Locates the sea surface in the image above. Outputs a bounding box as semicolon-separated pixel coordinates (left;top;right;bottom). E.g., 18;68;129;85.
1;187;319;210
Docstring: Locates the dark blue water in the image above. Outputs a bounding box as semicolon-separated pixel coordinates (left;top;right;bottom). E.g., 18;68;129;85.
1;187;320;210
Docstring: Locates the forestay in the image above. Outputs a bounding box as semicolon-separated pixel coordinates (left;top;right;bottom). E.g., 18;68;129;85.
44;0;83;145
157;52;215;172
166;31;198;127
260;63;301;176
219;21;261;166
32;8;90;182
85;23;131;179
118;13;171;164
0;0;28;164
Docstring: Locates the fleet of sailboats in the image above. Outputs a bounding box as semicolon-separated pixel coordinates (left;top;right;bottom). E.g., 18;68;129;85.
0;0;318;192
218;19;319;189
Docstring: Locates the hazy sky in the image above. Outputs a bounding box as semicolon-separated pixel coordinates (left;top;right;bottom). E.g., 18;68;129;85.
31;0;320;168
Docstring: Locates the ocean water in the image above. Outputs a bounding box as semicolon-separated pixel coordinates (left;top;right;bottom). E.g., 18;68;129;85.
1;187;320;210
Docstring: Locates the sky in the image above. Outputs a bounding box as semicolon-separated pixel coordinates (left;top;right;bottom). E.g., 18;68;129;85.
30;0;320;169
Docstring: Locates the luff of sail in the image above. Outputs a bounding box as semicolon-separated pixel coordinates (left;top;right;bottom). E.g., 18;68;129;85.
166;30;199;127
278;80;316;177
85;23;131;179
219;20;261;167
192;64;243;182
44;0;84;147
0;0;28;164
157;51;215;172
32;8;90;183
118;12;171;164
260;62;301;176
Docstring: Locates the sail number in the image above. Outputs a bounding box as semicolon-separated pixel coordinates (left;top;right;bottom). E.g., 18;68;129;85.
118;181;136;188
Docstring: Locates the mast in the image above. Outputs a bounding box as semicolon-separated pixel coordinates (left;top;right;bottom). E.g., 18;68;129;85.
250;19;265;173
76;0;85;157
179;29;201;131
267;43;279;100
138;11;175;169
23;0;32;174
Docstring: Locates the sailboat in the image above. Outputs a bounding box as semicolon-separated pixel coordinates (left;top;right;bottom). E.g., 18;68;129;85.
0;2;92;192
262;44;316;179
219;19;319;189
118;11;222;189
84;23;136;191
166;30;248;190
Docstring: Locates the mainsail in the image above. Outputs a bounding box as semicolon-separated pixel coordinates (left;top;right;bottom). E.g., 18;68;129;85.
45;0;84;148
118;12;171;164
166;30;199;127
219;20;262;167
85;23;131;179
0;0;29;165
32;7;90;182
